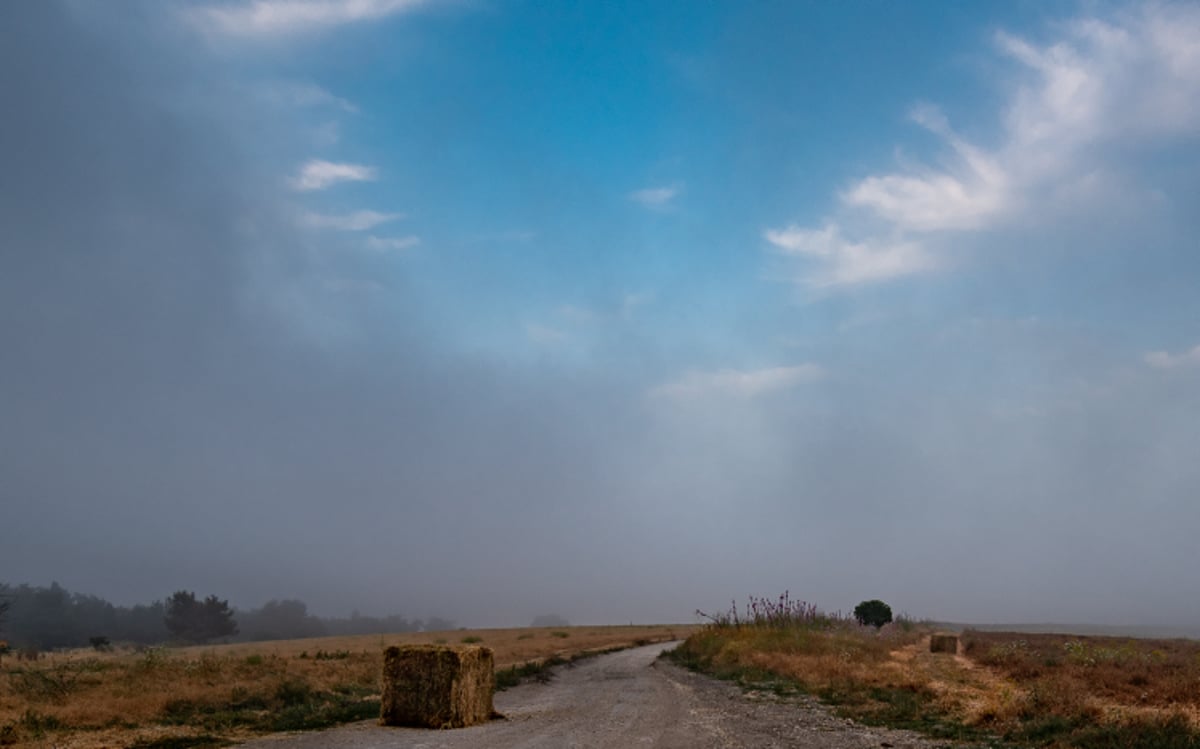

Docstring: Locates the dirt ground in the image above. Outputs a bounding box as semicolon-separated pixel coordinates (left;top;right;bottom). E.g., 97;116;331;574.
236;642;950;749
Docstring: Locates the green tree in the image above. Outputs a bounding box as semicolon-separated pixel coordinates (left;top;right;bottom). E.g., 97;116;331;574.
164;591;238;643
853;599;893;629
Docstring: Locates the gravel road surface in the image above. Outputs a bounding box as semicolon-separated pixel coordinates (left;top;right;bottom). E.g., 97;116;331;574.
236;642;948;748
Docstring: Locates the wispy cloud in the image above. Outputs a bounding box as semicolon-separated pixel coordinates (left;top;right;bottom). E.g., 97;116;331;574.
1145;344;1200;370
291;160;377;191
843;105;1010;233
300;210;402;231
629;184;681;210
556;305;596;323
264;82;358;113
525;322;569;345
652;364;824;400
192;0;431;37
764;223;934;287
768;5;1200;288
365;235;420;252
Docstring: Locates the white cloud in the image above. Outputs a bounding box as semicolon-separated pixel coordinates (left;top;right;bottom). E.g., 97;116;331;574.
300;210;402;231
652;364;824;401
765;223;935;287
1145;344;1200;370
629;184;681;209
768;5;1200;289
843;114;1010;232
365;235;420;252
291;160;377;191
193;0;430;37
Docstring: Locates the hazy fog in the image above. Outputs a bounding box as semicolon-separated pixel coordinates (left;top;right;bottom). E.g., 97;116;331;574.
3;2;1199;629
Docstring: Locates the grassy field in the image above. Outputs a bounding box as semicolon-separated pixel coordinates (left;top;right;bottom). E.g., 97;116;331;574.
668;596;1200;748
0;624;691;748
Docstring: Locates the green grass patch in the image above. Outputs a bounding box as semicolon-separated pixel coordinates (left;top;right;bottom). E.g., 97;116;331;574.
495;656;567;690
158;680;379;734
496;644;640;691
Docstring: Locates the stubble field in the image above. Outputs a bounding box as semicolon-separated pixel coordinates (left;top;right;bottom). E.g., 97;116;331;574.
0;624;692;749
670;600;1200;748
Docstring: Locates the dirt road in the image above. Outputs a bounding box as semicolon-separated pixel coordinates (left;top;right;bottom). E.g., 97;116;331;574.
237;642;947;748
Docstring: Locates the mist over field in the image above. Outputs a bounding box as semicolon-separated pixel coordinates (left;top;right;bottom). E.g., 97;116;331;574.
2;1;1199;630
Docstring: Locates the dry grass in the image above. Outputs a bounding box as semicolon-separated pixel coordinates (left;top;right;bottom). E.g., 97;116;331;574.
672;613;1200;748
676;619;945;720
0;624;691;748
959;630;1200;739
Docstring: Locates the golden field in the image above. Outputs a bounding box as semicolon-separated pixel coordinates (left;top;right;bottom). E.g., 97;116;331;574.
672;616;1200;748
0;624;692;749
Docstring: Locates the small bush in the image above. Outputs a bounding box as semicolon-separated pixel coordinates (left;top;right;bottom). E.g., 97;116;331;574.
853;600;893;629
460;636;483;644
11;666;81;701
17;709;63;738
274;679;314;708
697;591;836;630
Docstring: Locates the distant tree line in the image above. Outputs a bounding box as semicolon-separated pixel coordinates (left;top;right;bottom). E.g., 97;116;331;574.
0;582;167;649
0;582;453;650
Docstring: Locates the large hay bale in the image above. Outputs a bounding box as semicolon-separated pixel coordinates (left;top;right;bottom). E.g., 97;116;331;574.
930;634;959;654
380;644;495;728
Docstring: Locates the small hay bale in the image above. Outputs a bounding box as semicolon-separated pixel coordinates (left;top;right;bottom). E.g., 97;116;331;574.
930;634;959;654
380;644;495;728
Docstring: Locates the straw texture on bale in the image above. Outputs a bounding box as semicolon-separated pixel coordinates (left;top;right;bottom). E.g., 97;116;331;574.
380;644;495;729
930;634;959;654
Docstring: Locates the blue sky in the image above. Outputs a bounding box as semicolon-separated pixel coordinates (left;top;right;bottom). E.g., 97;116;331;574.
2;1;1199;626
187;0;1198;364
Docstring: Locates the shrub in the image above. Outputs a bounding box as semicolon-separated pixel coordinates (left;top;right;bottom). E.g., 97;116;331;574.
696;592;833;630
853;600;893;629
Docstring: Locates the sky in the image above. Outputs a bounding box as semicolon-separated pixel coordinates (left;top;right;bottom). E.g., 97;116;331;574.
2;0;1199;629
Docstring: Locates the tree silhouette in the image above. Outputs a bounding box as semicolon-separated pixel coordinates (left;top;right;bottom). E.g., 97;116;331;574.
164;591;238;643
853;599;893;629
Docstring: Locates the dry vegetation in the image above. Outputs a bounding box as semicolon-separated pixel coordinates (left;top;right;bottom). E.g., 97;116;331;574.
670;597;1200;748
0;624;690;748
959;630;1200;745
